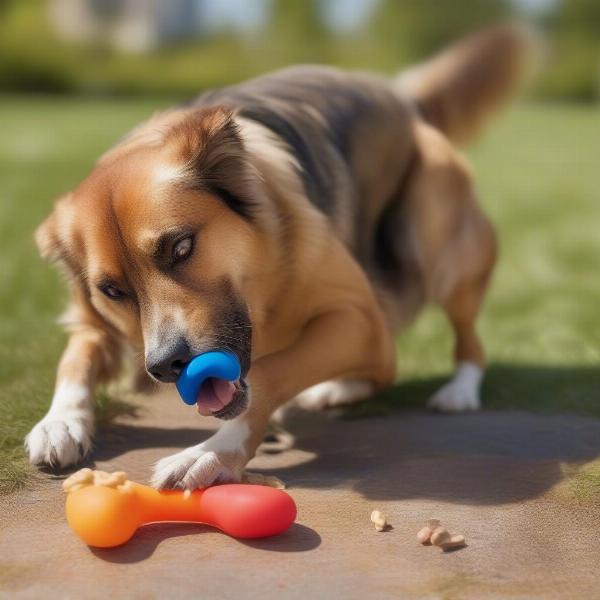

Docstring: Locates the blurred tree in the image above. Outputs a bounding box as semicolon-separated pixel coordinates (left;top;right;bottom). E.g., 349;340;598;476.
540;0;600;100
548;0;600;36
0;0;14;14
0;0;598;101
271;0;325;39
268;0;330;61
369;0;513;66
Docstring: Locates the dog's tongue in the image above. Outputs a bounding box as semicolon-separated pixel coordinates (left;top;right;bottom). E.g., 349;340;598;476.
196;377;236;416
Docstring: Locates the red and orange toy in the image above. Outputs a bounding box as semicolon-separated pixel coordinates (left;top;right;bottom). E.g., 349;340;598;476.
63;469;297;548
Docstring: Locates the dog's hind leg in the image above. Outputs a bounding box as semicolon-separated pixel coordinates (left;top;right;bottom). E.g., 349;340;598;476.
428;267;494;412
401;121;497;412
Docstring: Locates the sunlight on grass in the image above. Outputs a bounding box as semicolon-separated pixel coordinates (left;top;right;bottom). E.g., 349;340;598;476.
559;459;600;503
0;98;598;492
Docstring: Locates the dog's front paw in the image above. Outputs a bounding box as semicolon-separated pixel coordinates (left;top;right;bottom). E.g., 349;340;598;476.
151;446;244;490
295;379;374;411
25;413;93;468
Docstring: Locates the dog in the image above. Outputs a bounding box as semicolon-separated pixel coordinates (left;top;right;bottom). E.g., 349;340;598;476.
25;24;533;489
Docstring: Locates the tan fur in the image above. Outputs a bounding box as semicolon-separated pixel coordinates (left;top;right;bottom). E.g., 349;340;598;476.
35;106;397;469
406;120;497;366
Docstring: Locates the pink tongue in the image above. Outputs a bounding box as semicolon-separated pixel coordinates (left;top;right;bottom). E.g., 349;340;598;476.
196;378;236;416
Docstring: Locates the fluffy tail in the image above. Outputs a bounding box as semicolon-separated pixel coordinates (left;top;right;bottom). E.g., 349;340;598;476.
396;23;540;143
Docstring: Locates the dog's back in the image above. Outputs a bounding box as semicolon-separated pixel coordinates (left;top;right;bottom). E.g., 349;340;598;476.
191;24;535;269
196;65;415;253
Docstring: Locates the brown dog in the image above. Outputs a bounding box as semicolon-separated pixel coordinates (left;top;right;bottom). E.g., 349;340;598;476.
26;25;533;488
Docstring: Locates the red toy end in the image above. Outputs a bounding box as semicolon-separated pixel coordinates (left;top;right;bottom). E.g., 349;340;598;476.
200;484;297;538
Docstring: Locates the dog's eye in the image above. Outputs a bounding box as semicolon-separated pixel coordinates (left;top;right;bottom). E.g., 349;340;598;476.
172;235;194;264
99;283;126;301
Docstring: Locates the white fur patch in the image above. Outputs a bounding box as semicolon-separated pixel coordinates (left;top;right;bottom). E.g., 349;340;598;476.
235;116;302;179
204;418;250;453
428;362;483;413
48;381;90;412
143;303;164;356
143;305;191;374
295;379;375;411
152;162;184;187
25;381;94;467
151;418;250;489
171;306;189;333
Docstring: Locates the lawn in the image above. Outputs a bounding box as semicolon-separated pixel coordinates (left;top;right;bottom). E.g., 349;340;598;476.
0;97;598;493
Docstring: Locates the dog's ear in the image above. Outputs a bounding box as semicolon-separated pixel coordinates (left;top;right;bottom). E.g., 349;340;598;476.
173;107;258;218
35;207;60;262
35;193;72;264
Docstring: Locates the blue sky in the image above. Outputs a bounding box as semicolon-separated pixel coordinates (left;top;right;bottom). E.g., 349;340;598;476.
198;0;561;34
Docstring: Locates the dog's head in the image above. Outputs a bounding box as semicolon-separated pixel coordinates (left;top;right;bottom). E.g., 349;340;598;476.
36;107;270;418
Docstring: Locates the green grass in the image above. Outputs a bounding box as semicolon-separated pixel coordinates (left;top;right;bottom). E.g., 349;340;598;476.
352;102;600;417
0;98;599;493
0;95;171;493
560;459;600;503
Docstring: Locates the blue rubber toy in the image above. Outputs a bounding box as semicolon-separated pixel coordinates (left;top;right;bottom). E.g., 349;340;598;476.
176;351;241;406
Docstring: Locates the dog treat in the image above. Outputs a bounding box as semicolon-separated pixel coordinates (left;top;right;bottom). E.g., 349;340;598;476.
417;526;433;544
416;518;441;544
242;471;286;489
64;468;297;548
370;510;389;532
430;526;450;546
430;526;466;550
417;519;465;550
63;468;129;493
444;534;466;549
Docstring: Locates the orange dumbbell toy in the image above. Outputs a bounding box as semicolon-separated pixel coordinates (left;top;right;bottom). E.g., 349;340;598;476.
63;469;297;548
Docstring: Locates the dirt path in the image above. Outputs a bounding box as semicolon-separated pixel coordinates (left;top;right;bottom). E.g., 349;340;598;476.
2;390;600;599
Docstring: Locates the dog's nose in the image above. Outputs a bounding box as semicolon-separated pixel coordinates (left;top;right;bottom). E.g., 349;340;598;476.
146;339;193;383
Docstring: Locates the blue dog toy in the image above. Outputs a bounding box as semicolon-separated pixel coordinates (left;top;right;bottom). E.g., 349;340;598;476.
176;351;241;406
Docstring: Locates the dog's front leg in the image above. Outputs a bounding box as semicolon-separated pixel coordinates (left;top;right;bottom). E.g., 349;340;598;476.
152;304;396;489
26;327;120;468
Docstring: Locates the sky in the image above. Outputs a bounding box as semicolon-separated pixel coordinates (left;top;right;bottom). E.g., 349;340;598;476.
197;0;561;34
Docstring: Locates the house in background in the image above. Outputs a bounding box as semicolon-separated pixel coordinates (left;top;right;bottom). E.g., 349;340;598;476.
48;0;378;53
48;0;272;52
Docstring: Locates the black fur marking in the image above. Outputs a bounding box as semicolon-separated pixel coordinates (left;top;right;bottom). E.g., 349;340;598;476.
209;186;253;219
210;279;253;377
178;108;257;221
191;65;414;242
373;153;419;285
237;105;337;216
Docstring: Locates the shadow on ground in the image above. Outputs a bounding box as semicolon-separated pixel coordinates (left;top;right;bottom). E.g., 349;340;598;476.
85;362;600;509
90;523;321;563
345;362;600;419
4;364;600;597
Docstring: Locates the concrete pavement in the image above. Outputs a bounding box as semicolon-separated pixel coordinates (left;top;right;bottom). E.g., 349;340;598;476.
2;389;600;599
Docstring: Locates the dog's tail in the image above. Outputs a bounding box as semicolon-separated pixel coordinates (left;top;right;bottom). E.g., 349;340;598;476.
395;23;540;143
